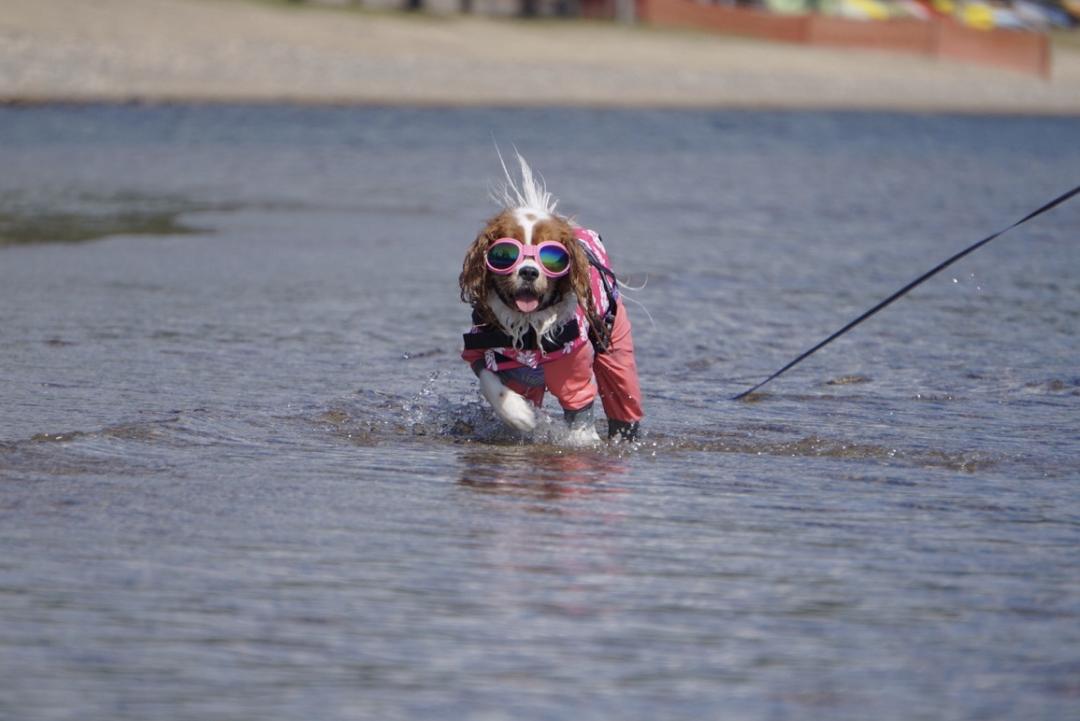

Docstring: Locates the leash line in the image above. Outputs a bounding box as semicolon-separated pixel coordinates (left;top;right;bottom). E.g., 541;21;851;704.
731;183;1080;402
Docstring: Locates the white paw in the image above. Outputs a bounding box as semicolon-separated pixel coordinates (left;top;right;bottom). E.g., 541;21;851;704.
478;370;536;432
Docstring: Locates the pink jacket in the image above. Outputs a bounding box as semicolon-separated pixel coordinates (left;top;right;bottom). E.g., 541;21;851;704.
461;227;615;373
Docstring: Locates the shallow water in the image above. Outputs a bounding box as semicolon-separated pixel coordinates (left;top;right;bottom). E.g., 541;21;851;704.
1;105;1078;721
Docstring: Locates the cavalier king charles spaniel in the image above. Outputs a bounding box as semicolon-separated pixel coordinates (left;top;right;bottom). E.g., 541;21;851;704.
459;154;643;443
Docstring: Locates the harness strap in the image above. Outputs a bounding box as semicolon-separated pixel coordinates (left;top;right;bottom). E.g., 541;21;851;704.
462;318;581;353
579;240;620;354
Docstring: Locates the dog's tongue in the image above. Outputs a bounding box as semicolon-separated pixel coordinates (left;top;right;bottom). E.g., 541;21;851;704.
515;292;540;313
515;297;540;313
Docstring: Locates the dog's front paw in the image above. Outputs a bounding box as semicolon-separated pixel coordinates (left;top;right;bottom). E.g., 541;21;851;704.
478;370;536;432
496;390;538;433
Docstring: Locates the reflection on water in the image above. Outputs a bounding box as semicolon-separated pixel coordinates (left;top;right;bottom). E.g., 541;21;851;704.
1;105;1078;721
458;446;629;498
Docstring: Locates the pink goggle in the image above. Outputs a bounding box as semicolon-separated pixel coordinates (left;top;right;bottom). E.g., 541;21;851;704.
484;238;572;278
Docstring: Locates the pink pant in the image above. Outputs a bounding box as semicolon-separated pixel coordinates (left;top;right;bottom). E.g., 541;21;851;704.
504;300;644;423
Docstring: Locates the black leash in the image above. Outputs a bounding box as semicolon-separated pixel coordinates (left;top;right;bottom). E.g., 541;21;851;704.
732;183;1080;401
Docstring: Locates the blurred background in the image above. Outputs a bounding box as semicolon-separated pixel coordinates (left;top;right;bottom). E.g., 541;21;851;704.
2;0;1079;108
306;0;1080;30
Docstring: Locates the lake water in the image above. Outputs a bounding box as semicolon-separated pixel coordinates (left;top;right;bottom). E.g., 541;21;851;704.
1;105;1078;721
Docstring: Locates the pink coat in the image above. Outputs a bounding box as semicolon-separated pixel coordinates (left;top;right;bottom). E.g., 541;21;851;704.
461;227;615;373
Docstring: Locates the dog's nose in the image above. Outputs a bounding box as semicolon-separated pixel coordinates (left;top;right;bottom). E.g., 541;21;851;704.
517;265;540;282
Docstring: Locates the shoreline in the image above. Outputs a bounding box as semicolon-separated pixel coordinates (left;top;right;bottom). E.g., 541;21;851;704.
3;0;1080;115
4;95;1080;117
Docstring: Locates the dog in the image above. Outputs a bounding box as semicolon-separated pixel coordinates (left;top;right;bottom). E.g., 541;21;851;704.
459;154;643;442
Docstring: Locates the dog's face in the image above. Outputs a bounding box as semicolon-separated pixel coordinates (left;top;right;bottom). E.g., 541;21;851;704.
487;208;572;314
460;207;593;326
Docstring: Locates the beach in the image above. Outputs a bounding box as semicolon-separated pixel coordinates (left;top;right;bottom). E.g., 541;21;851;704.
2;0;1080;112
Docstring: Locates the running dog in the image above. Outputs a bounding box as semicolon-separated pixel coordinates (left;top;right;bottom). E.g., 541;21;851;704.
459;155;643;442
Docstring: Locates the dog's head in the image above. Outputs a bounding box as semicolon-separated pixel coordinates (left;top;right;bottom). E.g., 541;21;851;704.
459;157;596;332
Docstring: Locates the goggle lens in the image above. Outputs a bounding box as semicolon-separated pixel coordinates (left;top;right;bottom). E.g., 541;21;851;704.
538;244;570;275
486;242;520;271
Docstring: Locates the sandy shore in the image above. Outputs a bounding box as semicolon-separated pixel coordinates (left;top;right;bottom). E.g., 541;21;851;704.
2;0;1080;112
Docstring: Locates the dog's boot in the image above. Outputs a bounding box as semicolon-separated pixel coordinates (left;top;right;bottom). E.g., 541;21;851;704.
607;419;640;443
563;403;600;446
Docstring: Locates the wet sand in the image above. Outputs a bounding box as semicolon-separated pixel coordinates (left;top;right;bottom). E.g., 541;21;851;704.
2;0;1080;112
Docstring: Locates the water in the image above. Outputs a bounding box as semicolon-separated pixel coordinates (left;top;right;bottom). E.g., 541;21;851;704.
1;105;1078;721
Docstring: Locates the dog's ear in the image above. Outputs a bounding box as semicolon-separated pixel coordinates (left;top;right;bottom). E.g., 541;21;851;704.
461;212;518;321
560;225;591;306
459;228;490;309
